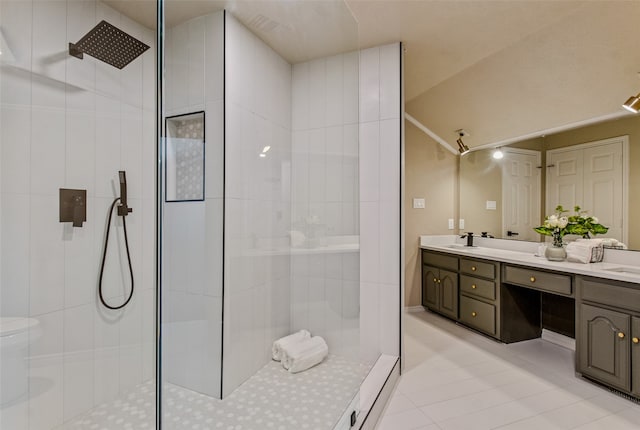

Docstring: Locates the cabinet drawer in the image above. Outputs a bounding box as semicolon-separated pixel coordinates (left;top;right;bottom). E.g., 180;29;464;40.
460;296;496;336
504;265;572;296
579;277;640;313
460;258;495;279
460;275;496;300
422;251;458;271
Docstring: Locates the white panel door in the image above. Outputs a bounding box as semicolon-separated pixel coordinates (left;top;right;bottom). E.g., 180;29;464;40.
502;149;541;241
546;137;626;243
546;148;583;214
583;142;623;241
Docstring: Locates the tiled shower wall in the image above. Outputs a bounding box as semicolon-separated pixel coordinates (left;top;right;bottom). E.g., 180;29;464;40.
290;51;361;359
359;43;402;361
0;0;155;428
222;13;292;397
163;11;224;398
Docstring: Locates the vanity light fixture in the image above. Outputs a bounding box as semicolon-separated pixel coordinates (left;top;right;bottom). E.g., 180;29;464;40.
622;93;640;113
492;148;504;160
456;130;470;156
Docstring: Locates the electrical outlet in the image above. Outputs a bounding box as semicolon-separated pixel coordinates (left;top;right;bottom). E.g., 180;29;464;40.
413;198;425;209
448;218;454;230
459;219;465;229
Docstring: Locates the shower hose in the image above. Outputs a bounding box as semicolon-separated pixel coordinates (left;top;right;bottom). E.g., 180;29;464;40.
98;197;134;310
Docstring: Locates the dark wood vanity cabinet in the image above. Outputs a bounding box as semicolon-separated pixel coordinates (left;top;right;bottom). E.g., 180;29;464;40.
633;316;640;397
458;258;500;338
421;251;458;319
577;276;640;397
578;303;630;391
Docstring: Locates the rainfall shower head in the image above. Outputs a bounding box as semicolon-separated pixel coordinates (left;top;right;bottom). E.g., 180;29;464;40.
69;20;149;69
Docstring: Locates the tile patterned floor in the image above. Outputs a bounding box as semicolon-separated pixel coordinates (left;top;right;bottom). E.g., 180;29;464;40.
377;310;640;430
60;354;370;430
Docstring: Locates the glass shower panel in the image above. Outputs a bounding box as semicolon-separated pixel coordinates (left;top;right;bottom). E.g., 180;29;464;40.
161;1;362;429
0;1;157;429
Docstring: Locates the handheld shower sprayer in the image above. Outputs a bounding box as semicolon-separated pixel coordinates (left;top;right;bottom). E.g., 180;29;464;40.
98;171;135;310
117;171;133;217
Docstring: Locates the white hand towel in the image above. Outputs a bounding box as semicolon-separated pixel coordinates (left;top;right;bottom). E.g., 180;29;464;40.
272;330;311;361
281;336;328;374
566;241;597;263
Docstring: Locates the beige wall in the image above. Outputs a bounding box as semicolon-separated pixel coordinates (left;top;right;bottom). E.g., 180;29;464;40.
543;115;640;248
404;121;458;307
459;149;502;237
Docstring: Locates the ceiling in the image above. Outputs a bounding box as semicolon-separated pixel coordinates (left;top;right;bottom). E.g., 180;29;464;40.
104;0;640;150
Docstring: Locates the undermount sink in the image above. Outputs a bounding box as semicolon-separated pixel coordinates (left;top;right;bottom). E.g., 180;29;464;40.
446;244;479;249
601;266;640;275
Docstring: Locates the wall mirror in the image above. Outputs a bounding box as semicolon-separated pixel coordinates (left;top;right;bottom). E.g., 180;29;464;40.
165;111;205;202
459;115;640;250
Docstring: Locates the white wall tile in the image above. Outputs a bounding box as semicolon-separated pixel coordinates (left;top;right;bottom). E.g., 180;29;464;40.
292;63;309;130
359;121;380;204
64;204;96;308
325;54;344;127
359;47;380;123
31;107;66;196
343;52;359;125
380;44;401;120
380;118;401;203
28;310;64;429
66;0;97;91
0;0;33;71
308;58;326;129
63;304;94;421
379;283;400;356
205;12;224;103
29;196;65;316
32;0;66;82
360;281;380;363
188;16;206;108
0;193;30;316
66;111;96;192
1;107;31;195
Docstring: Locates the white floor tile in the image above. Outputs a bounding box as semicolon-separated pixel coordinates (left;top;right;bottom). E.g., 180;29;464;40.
376;408;434;430
379;311;640;430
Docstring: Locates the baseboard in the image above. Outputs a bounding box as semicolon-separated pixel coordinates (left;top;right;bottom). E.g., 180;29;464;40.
403;306;425;313
541;329;575;351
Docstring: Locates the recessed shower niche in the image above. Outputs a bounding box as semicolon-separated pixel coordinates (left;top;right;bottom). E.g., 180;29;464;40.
165;111;205;202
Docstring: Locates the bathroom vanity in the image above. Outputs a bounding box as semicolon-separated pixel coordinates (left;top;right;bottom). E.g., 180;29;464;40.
420;237;640;400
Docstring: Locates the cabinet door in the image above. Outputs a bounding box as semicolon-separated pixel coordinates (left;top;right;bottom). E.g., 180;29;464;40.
578;304;630;391
632;316;640;397
422;265;439;310
439;269;458;319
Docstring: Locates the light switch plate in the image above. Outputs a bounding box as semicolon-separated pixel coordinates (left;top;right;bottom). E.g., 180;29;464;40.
459;219;465;229
413;198;425;209
486;200;497;210
448;218;454;230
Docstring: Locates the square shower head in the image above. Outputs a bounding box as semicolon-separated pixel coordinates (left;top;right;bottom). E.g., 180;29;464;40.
69;20;150;69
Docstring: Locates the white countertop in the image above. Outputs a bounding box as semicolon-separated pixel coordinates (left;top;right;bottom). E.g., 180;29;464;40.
420;235;640;285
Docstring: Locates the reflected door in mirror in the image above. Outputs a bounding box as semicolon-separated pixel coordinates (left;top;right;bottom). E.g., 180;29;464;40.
546;137;625;242
502;149;541;241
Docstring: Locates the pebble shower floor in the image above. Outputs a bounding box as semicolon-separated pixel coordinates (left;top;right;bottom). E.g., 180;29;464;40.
58;355;371;430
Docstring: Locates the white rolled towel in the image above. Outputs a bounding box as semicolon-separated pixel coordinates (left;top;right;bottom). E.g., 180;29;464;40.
272;330;311;361
281;336;328;374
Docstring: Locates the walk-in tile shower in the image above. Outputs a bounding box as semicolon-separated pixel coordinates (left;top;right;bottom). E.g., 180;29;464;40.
0;1;401;429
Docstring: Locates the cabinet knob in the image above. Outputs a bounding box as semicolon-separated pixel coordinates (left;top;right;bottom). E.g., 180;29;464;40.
530;276;536;283
433;278;437;283
471;284;477;289
438;279;441;284
471;311;477;317
633;337;639;344
471;266;477;271
618;332;625;339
